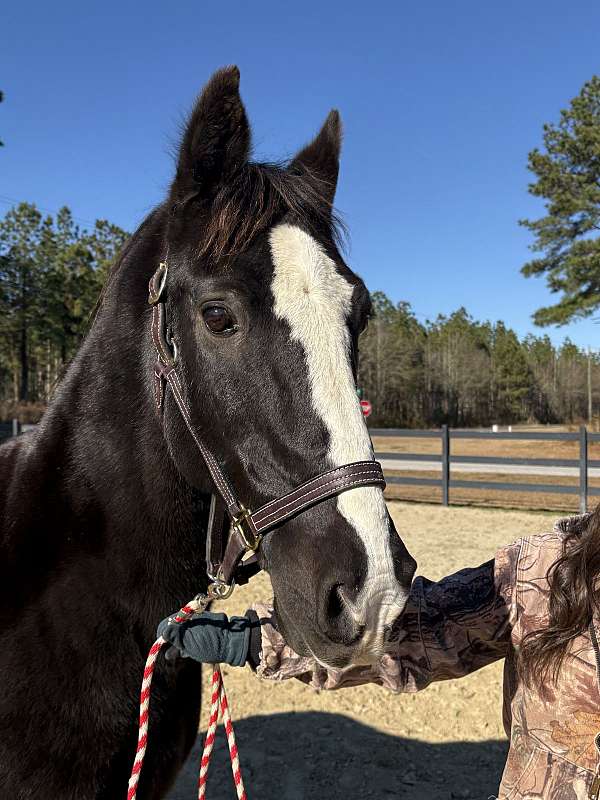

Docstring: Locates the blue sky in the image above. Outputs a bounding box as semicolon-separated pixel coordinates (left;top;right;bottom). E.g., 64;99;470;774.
3;1;600;347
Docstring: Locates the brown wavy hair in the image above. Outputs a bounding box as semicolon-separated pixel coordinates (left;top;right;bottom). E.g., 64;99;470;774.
519;507;600;688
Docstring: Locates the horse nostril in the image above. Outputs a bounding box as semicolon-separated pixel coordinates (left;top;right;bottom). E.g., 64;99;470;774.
326;584;345;621
321;583;364;647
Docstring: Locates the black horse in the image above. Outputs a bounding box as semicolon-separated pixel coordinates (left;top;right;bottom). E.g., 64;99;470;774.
0;67;416;799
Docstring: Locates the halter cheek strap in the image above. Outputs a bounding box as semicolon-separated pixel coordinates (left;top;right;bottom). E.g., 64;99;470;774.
148;262;386;592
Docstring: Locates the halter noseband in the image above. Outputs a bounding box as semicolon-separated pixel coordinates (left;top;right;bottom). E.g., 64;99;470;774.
148;261;386;597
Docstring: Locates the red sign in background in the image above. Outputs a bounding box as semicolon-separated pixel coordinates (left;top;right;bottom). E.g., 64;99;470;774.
360;399;372;418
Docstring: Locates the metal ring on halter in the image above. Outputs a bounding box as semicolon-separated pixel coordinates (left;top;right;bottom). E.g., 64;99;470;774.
207;574;236;600
148;261;168;305
165;329;179;365
169;338;179;365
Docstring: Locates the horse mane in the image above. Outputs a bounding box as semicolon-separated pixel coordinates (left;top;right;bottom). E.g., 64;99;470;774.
91;206;167;319
185;161;346;261
93;161;345;318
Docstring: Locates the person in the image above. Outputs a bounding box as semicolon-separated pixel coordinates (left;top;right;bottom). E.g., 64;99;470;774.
160;512;600;799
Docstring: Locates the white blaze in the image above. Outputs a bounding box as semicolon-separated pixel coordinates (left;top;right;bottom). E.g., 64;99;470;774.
269;223;406;652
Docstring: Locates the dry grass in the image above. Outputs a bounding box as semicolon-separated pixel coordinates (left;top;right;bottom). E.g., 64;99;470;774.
169;501;557;800
372;427;600;461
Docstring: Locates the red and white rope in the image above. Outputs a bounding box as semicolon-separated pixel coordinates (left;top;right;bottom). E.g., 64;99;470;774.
197;668;221;797
127;635;167;800
217;670;246;800
127;598;247;800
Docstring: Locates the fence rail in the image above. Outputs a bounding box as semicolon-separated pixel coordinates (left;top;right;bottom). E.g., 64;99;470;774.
0;420;21;440
2;420;597;511
372;425;598;512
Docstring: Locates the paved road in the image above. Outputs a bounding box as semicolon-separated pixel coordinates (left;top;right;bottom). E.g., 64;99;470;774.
377;458;600;479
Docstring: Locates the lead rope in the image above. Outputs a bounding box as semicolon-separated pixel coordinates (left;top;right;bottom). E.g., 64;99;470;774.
127;596;247;800
199;667;246;800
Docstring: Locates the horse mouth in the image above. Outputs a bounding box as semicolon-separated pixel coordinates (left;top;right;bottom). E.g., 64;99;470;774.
273;585;410;671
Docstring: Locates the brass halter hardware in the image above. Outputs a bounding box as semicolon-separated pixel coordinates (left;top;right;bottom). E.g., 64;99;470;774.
231;505;261;552
148;262;168;305
206;580;236;600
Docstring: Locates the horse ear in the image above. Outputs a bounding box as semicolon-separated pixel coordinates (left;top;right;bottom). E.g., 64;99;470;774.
172;66;251;201
289;110;342;206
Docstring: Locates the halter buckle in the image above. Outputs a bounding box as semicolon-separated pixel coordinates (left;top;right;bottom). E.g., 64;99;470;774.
232;505;261;552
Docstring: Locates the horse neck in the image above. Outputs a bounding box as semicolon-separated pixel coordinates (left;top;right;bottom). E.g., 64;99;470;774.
29;211;211;618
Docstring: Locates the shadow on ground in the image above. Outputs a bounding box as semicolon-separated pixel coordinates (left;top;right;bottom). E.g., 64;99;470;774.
167;711;507;800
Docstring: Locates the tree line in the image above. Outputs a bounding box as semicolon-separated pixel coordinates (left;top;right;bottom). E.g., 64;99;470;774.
0;202;128;417
0;201;599;428
358;293;599;427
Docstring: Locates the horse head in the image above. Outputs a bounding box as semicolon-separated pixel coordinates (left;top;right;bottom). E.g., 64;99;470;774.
159;67;416;668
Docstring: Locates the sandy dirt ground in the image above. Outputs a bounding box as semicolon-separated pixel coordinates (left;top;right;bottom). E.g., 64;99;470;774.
168;501;560;800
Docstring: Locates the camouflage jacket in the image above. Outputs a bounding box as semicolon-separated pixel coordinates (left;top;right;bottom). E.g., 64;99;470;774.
251;516;600;799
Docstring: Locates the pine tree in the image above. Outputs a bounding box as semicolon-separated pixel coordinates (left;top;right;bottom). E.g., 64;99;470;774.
0;203;128;405
491;323;531;422
521;76;600;325
0;204;46;400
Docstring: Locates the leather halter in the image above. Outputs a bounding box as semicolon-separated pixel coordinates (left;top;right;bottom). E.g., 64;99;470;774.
148;261;386;595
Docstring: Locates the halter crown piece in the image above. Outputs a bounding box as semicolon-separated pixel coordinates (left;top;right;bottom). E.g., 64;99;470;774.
127;261;387;800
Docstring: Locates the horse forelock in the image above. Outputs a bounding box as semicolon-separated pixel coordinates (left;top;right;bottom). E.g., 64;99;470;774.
94;160;345;323
174;161;346;264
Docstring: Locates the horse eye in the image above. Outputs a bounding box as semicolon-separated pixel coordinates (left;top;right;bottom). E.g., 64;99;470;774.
201;304;237;335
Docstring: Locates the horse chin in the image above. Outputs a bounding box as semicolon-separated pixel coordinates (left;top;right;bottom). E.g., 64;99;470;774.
307;642;381;670
271;599;354;668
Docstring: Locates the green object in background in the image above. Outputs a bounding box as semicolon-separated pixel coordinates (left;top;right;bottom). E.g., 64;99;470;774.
356;387;364;399
521;76;600;326
0;202;129;404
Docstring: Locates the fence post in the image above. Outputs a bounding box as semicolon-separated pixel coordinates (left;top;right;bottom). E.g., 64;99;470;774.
12;418;20;438
441;424;450;506
580;425;588;514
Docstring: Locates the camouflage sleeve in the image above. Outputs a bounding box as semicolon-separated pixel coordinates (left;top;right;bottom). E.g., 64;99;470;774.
249;540;521;693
